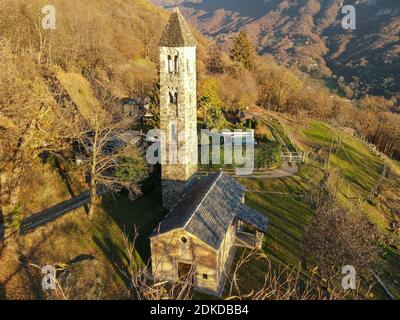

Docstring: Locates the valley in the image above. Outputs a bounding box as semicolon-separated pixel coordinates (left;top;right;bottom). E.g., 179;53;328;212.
153;0;400;99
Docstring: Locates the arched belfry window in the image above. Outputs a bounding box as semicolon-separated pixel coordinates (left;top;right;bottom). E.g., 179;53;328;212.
169;92;174;104
167;55;173;73
174;55;179;73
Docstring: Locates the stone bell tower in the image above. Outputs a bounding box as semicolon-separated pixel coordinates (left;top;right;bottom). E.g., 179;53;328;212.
159;7;198;210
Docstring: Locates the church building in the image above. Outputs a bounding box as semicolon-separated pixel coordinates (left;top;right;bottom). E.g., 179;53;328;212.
150;8;268;297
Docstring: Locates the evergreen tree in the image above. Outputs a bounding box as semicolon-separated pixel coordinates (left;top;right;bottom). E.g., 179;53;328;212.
229;31;256;71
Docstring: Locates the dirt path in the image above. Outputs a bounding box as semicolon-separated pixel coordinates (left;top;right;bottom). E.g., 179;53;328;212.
199;161;299;179
239;161;299;179
0;186;107;240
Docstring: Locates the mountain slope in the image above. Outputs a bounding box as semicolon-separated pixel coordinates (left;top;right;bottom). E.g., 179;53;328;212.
153;0;400;98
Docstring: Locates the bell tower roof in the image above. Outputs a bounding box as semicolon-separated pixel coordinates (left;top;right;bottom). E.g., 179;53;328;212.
159;7;197;47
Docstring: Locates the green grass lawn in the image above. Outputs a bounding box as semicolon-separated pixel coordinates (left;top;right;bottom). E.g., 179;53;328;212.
268;119;297;152
247;191;312;267
223;118;400;299
299;121;392;232
301;121;384;192
217;166;318;298
238;166;319;270
199;145;259;170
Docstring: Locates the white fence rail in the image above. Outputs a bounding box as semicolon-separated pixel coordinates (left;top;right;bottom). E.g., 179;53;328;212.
281;152;307;163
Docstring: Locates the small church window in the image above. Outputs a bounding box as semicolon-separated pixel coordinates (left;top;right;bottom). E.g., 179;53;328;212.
169;92;174;104
168;55;173;73
174;55;179;73
174;92;178;105
202;274;208;280
181;236;187;244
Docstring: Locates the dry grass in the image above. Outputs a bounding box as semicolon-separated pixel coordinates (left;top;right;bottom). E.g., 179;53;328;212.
0;183;165;300
20;161;72;216
55;69;107;124
0;203;133;300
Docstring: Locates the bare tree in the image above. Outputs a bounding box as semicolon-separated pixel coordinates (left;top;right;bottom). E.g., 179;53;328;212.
225;249;370;300
304;170;380;286
207;46;225;74
74;93;147;220
119;228;368;301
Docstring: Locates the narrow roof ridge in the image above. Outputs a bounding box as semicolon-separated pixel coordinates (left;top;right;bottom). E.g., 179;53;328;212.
183;171;223;229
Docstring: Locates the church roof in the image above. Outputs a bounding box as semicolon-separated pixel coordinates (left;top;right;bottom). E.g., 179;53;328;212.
159;7;197;47
237;204;269;233
151;172;267;250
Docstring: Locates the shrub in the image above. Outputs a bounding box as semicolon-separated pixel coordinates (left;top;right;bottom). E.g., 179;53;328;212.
254;139;282;170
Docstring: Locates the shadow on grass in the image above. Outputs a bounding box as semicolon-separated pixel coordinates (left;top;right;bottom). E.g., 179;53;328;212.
18;253;46;300
0;283;5;300
68;254;96;265
245;190;314;270
92;234;132;289
101;187;167;263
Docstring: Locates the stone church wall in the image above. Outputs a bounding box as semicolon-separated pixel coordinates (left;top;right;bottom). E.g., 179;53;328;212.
151;229;219;294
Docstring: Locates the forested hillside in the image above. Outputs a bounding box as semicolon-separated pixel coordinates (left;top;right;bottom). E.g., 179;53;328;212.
0;0;173;299
153;0;400;99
